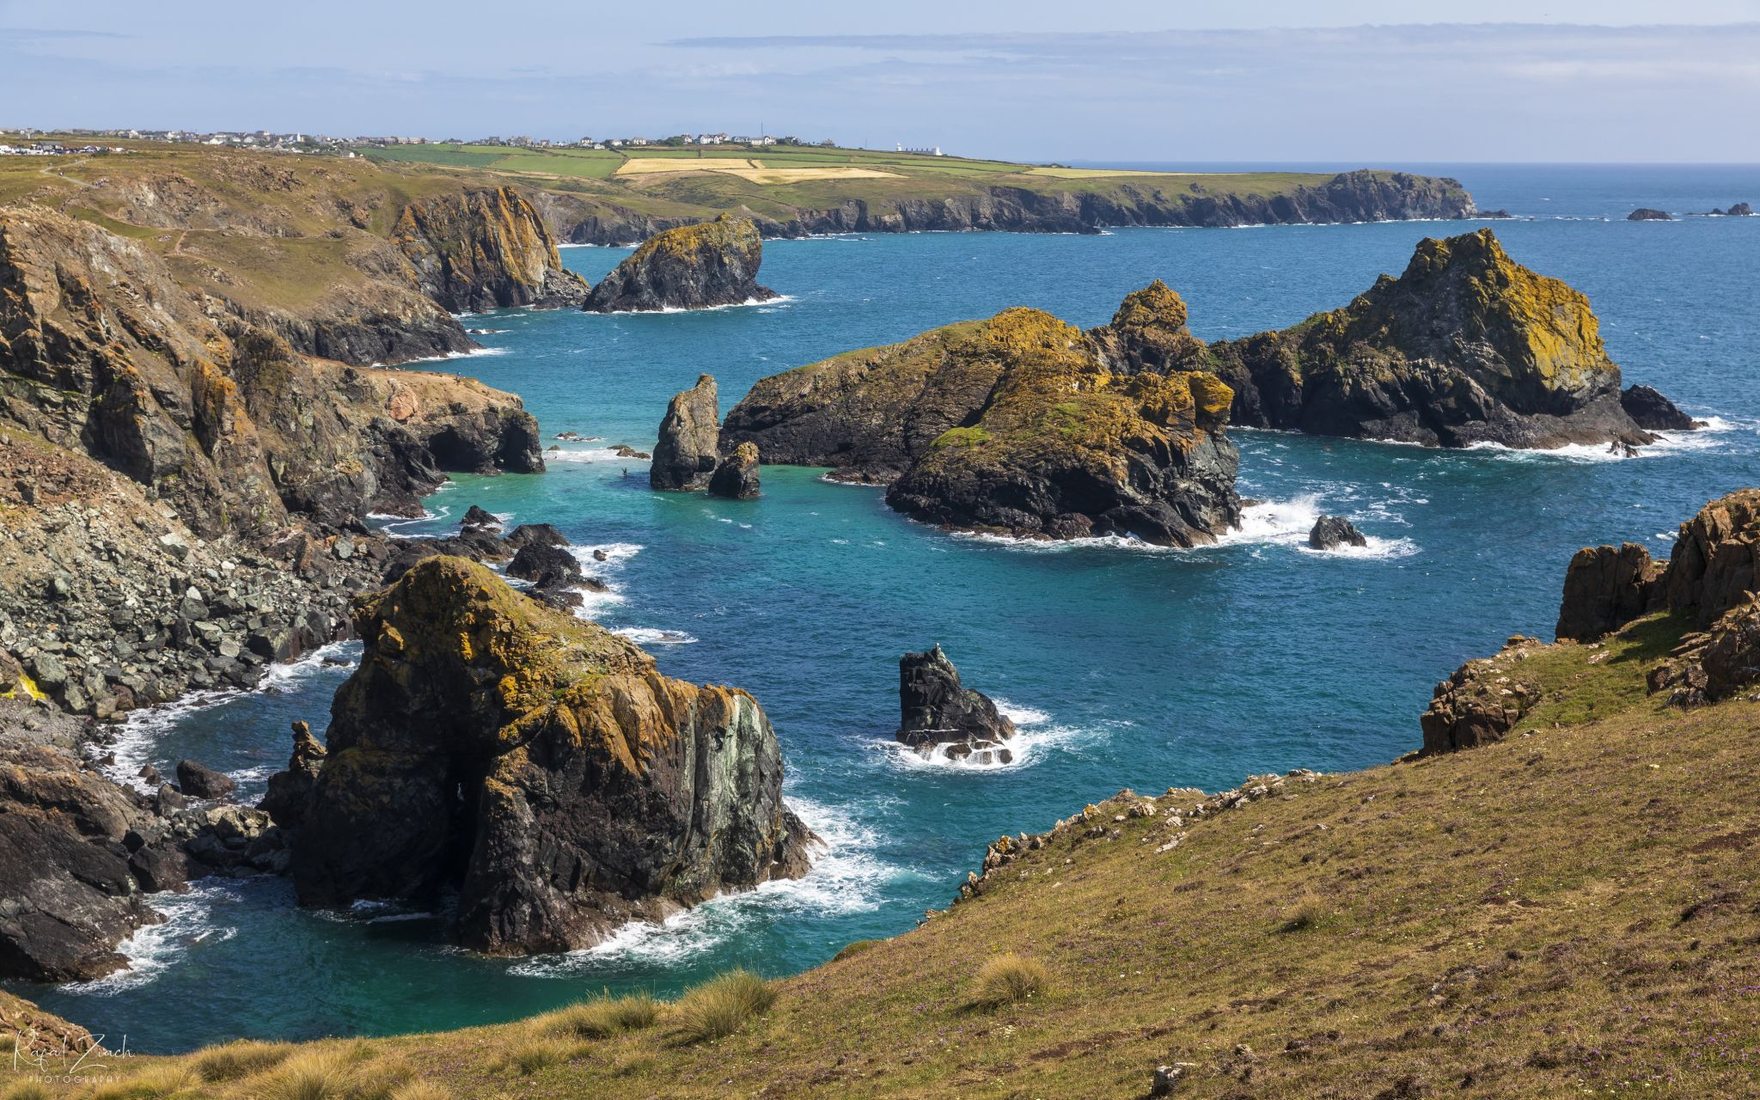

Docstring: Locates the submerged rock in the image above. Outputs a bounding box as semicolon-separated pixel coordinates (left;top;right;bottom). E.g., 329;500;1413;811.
584;215;776;313
288;557;814;954
1308;516;1368;551
897;645;1017;765
727;300;1241;546
707;442;761;500
651;375;722;492
1206;229;1678;450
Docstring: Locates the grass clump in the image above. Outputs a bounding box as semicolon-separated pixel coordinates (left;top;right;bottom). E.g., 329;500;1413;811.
195;1038;294;1081
3;1081;52;1100
498;1038;576;1076
250;1044;374;1100
1277;891;1329;933
542;991;661;1039
670;970;777;1043
387;1082;453;1100
87;1063;199;1098
966;953;1049;1009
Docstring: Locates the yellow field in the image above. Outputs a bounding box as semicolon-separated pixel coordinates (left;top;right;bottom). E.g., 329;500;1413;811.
614;157;901;184
1025;166;1195;179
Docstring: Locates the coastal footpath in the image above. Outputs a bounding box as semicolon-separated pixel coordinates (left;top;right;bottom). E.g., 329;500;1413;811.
10;491;1758;1097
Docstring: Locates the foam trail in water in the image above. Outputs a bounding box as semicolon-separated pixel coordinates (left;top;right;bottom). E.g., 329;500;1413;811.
61;883;235;995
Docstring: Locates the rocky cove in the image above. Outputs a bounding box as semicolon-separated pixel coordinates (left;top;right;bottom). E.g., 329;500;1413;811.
1;162;1757;1055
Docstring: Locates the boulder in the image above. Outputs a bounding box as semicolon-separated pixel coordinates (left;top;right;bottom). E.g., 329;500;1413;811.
583;215;777;313
1660;489;1760;627
174;759;237;800
1205;229;1678;450
507;541;585;591
1627;208;1673;221
460;505;501;531
897;645;1017;764
707;442;761;500
259;721;327;829
651;375;722;492
1621;385;1698;431
1555;543;1665;641
1308;516;1368;550
1419;637;1545;754
290;557;814;954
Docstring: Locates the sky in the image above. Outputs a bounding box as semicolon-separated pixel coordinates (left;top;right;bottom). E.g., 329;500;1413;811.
4;1;1759;163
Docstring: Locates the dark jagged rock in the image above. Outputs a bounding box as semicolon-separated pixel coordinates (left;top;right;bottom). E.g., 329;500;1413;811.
505;523;568;550
174;759;236;800
1627;208;1673;221
1620;385;1699;431
507;540;589;600
259;721;326;830
1419;637;1545;754
461;505;501;531
1308;516;1368;551
651;375;721;492
897;645;1017;765
727;298;1241;546
288;557;814;954
584;215;776;313
1206;229;1674;451
1555;543;1665;642
707;442;761;500
1729;202;1754;217
391;186;589;312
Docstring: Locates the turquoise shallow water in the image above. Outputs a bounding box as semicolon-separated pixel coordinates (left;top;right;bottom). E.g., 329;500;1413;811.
18;165;1760;1052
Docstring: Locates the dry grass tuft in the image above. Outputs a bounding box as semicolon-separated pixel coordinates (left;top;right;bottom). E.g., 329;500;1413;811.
541;991;661;1040
498;1038;576;1076
387;1080;454;1100
966;953;1049;1009
195;1038;295;1082
670;970;777;1044
87;1062;200;1098
1278;891;1329;933
249;1043;374;1100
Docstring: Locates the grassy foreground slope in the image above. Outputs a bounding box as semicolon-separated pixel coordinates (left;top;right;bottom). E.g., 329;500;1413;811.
8;611;1757;1098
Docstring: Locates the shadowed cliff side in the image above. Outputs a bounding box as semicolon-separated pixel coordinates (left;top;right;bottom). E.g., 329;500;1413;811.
289;557;815;955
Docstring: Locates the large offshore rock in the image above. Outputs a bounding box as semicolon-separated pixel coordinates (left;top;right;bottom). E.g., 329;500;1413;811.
1205;229;1683;450
584;215;776;313
650;375;722;491
727;299;1241;546
289;557;814;954
391;186;588;312
897;645;1016;765
707;442;761;500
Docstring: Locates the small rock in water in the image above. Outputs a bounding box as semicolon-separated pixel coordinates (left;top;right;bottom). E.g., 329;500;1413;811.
175;758;237;800
1308;515;1368;551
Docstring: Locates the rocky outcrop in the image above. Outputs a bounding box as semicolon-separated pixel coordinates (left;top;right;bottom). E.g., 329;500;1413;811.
1555;543;1666;642
707;442;761;500
897;646;1016;765
1627;208;1673;221
1620;385;1699;431
175;759;236;800
584;216;776;313
259;721;326;829
391;186;588;312
1205;229;1678;451
1658;489;1760;628
1418;636;1545;755
651;375;722;491
1308;516;1367;550
727;296;1241;546
287;557;814;954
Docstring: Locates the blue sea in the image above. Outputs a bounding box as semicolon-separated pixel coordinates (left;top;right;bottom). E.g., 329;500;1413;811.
19;164;1760;1052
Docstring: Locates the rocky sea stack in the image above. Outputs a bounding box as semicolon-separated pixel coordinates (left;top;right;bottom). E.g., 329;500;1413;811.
584;215;776;313
897;645;1016;765
1205;229;1691;450
287;557;814;954
725;291;1241;546
650;375;722;491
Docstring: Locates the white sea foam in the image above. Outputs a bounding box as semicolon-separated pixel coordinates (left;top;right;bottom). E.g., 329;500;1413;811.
545;447;652;466
1462;418;1739;463
589;294;797;316
99;642;360;792
565;542;643;622
383;346;509;367
612;627;698;646
61;883;234;995
506;796;894;973
873;700;1108;773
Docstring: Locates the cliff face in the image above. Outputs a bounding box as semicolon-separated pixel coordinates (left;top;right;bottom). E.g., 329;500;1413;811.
726;293;1240;546
584;215;776;312
540;170;1478;243
392;186;588;313
1206;229;1686;450
290;557;814;954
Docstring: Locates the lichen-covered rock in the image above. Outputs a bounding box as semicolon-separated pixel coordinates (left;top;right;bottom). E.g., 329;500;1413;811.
1419;637;1545;754
707;441;761;500
288;557;814;954
1206;229;1676;450
1308;516;1368;550
584;215;775;313
1091;280;1209;374
728;299;1241;546
392;186;588;312
651;375;721;491
897;645;1016;765
1555;543;1665;641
